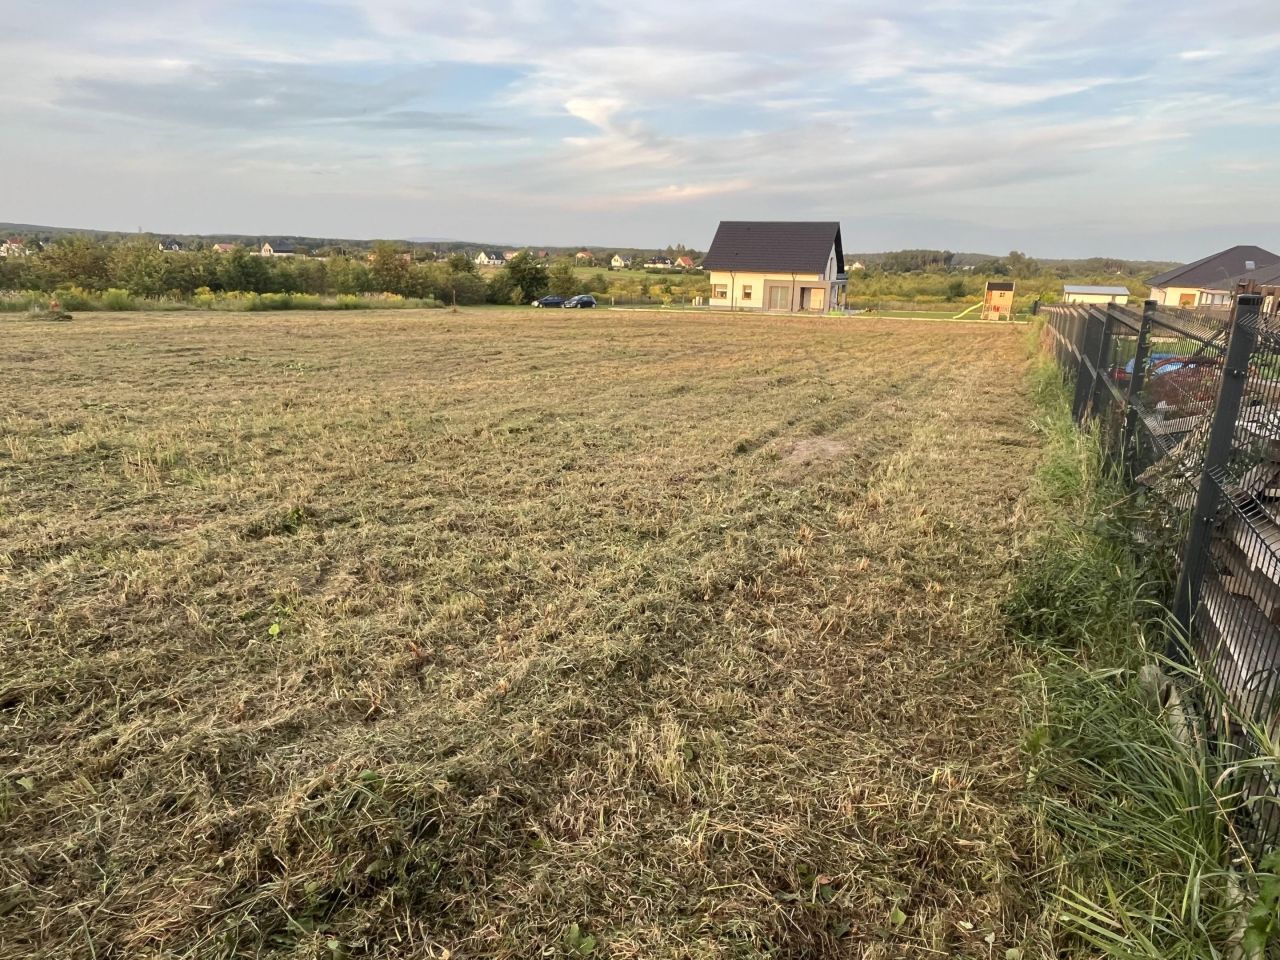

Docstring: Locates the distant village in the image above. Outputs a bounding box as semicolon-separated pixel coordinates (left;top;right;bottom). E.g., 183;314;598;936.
2;224;1275;316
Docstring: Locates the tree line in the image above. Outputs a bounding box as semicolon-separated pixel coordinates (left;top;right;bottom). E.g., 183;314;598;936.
0;236;714;307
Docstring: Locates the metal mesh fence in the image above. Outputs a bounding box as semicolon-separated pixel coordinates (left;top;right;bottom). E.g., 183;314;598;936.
1042;293;1280;858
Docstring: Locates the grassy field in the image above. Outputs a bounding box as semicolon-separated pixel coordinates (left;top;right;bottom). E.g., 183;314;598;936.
1;308;1042;958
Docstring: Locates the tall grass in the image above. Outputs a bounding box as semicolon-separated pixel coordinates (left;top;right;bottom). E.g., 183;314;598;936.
0;288;444;313
1010;347;1279;957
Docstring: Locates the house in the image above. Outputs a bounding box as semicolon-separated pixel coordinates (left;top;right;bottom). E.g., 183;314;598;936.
610;254;631;269
574;250;594;262
674;255;696;269
474;251;505;267
503;249;523;261
982;281;1015;320
1063;284;1130;305
157;238;184;252
1147;245;1280;308
259;241;296;257
211;243;237;253
644;256;674;269
1200;262;1280;313
848;260;866;272
0;237;28;257
702;220;847;312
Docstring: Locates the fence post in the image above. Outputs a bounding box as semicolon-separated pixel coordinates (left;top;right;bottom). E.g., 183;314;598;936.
1087;307;1116;420
1171;293;1264;645
1121;300;1156;473
1072;309;1100;422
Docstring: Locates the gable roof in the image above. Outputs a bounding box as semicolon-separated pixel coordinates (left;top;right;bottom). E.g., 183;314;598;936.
1064;285;1130;295
1147;245;1280;288
986;281;1015;292
702;221;843;274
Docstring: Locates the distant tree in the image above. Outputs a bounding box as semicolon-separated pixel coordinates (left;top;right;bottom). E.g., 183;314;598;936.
547;259;579;298
369;241;410;294
43;235;110;290
1005;250;1039;278
502;251;549;300
447;252;478;276
111;239;169;298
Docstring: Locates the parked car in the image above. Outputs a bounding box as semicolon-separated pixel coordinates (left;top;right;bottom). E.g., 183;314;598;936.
532;295;567;308
1109;352;1181;385
563;295;596;309
1147;355;1223;412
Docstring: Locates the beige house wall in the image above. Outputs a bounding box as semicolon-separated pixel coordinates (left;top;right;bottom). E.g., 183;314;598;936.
1150;285;1205;308
1064;292;1130;305
708;270;840;311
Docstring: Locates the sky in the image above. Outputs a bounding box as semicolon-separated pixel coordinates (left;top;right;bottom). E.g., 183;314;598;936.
2;1;1279;260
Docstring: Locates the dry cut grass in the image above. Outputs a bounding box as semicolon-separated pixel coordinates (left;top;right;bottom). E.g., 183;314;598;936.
1;308;1041;958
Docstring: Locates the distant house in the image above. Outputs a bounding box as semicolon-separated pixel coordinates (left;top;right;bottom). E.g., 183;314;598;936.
1199;261;1280;312
702;220;847;312
610;254;631;269
211;243;237;253
474;250;505;267
1063;284;1130;305
674;255;696;269
503;249;523;260
1147;245;1280;308
848;260;866;272
983;281;1015;320
259;241;296;257
644;256;675;269
157;238;183;252
0;237;28;257
574;250;595;262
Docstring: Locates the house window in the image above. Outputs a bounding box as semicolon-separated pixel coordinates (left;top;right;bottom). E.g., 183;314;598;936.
712;284;728;299
741;284;753;301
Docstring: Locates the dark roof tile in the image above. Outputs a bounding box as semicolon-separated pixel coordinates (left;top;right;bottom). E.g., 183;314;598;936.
1147;245;1280;288
702;221;843;274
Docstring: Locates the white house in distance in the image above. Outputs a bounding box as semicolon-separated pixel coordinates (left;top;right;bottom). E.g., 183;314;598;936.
259;241;296;257
0;237;29;257
702;221;846;312
1063;284;1131;305
1147;245;1280;308
610;254;631;269
474;251;505;267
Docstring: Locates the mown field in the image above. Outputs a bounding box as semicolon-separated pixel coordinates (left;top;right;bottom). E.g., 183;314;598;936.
1;308;1042;958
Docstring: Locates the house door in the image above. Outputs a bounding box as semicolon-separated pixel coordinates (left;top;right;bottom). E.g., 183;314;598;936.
767;285;790;310
806;288;825;311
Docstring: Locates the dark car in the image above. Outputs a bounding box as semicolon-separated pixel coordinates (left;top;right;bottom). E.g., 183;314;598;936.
1147;356;1223;412
1109;352;1181;385
563;295;596;309
532;295;567;308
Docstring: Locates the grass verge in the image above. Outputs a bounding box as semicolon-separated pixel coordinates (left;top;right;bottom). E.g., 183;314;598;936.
1008;348;1279;957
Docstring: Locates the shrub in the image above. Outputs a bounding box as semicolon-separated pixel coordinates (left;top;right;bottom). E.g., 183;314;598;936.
101;288;136;311
0;291;45;312
55;286;99;311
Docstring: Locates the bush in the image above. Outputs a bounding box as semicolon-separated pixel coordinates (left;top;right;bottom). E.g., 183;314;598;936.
101;288;136;311
55;286;100;311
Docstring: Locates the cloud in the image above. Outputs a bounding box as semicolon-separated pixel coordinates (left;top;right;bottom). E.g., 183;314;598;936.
1;0;1279;256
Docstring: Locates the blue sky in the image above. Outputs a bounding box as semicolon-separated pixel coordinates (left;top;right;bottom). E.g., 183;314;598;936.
3;0;1279;259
